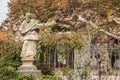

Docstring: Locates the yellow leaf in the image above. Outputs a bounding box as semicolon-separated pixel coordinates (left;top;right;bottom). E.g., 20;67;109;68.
107;10;113;18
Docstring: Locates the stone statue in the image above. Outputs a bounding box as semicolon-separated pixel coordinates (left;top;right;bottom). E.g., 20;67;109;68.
18;13;56;70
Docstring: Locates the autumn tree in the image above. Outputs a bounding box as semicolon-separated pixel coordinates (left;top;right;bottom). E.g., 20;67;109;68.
8;0;69;22
1;0;119;79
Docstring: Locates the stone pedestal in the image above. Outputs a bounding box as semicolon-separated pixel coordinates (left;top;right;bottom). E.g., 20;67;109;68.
18;59;37;70
18;70;41;78
18;59;41;78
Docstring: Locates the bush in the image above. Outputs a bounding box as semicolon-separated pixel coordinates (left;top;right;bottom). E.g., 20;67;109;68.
0;39;35;80
37;75;62;80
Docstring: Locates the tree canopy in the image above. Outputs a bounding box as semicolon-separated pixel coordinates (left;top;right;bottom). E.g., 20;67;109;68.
8;0;68;22
0;0;119;42
8;0;120;21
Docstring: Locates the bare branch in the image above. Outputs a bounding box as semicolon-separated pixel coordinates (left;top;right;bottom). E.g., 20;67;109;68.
57;23;71;28
78;15;120;39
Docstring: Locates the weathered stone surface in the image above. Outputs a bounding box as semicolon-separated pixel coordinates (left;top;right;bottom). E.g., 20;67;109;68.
19;13;56;60
17;70;41;78
18;59;37;70
18;13;56;77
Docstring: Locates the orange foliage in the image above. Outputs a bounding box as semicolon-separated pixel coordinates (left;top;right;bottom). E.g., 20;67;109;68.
8;0;68;22
0;32;7;41
7;0;120;27
8;0;74;22
0;30;15;55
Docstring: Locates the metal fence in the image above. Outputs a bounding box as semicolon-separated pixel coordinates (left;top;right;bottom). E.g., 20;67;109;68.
36;44;120;80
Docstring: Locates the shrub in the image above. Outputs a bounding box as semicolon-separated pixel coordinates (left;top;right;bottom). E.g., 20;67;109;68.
37;75;62;80
0;39;35;80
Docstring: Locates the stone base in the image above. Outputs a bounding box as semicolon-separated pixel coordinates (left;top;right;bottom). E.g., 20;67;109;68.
17;70;41;78
18;59;41;78
18;64;37;70
18;58;38;70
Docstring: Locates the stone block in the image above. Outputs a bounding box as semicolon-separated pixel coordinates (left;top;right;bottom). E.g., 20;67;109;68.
17;70;41;79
